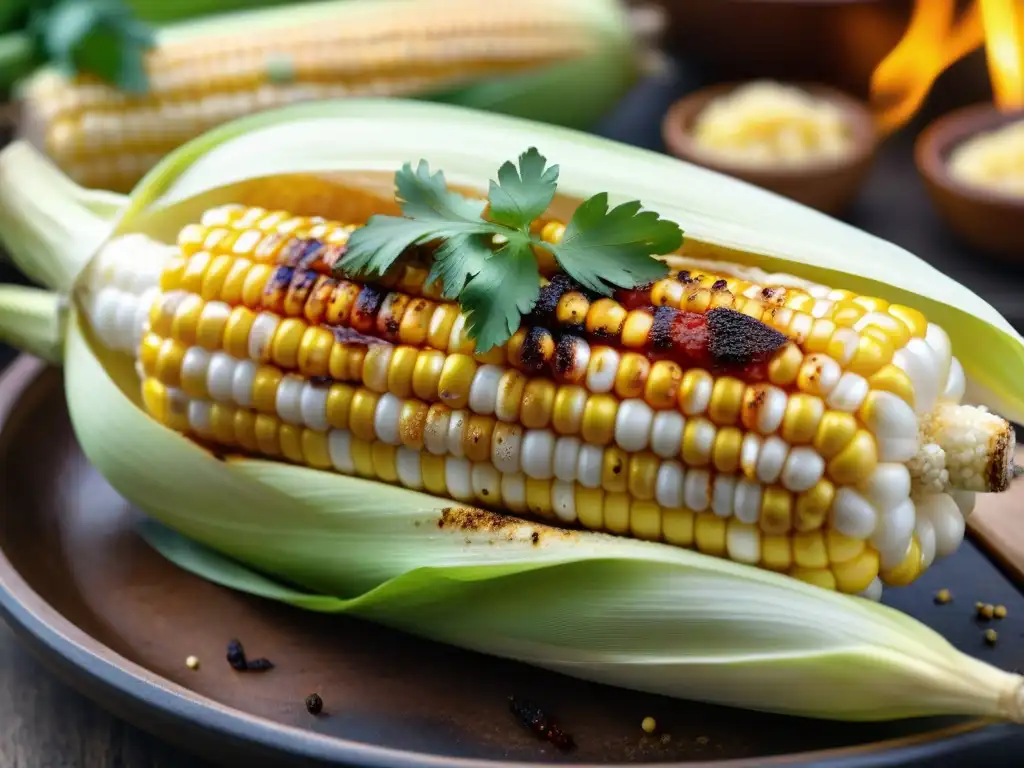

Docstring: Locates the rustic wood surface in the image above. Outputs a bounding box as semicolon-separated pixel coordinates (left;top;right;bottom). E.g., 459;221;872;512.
0;61;1022;768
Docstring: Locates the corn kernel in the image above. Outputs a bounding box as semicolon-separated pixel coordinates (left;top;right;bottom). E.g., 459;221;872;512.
767;344;803;387
601;447;629;493
708;377;745;425
826;429;878;485
803;319;836;353
761;535;792;570
575;487;605;530
678;369;714;415
223;307;256;359
349;390;379;442
621;310;654;348
495;370;527;423
412;350;446;403
438;354;476;409
794;478;834;532
712;426;743;473
427;304;459;351
398;297;434;347
663;508;695;546
833;550;881;593
463;415;494;463
760;486;793;534
887;304;927;337
614;352;651;399
812;411;857;459
628;453;660;500
645;361;683;409
586;298;627;338
792;531;829;569
879;537;922;586
581;394;618;445
552;386;587;435
556;291;590;325
279;424;304;464
826;528;867;563
791;568;837;590
781;394;824;444
253;413;280;456
520;379;556;429
847;330;893;376
325;384;354;430
830;301;864;328
604;492;631;534
421;453;448;496
867;364;916;407
694;514;727;557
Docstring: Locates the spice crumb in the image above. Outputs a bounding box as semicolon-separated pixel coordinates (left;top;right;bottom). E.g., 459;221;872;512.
185;655;200;670
305;693;323;715
641;716;657;734
977;603;995;620
985;629;999;645
934;589;952;604
994;605;1008;619
508;696;575;752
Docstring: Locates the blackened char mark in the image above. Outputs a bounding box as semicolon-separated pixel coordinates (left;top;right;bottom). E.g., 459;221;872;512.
705;307;788;365
649;306;677;351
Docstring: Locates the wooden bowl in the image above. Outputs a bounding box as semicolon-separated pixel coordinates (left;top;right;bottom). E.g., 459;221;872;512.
661;81;879;216
915;103;1024;260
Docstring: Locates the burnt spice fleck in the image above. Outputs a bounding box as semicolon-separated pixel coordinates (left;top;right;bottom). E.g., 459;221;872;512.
226;639;248;671
246;658;275;671
508;696;575;751
305;693;324;715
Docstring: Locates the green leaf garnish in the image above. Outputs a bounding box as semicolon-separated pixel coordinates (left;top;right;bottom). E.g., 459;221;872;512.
338;148;683;352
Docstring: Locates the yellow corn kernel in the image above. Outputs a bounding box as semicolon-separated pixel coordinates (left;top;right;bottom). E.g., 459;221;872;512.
707;377;745;425
324;282;360;326
621;310;653;348
867;364;915;407
369;442;399;483
437;354;476;409
712;427;743;473
575;487;604;530
785;293;815;312
521;379;556;429
170;295;204;346
781;394;825;444
645;361;683;409
812;411;858;459
614;352;650;399
694;514;727;557
411;349;445;403
159;255;188;291
303;430;333;470
830;301;864;328
826;429;878;486
426;306;458;352
269;318;305;370
495;370;527;422
888;304;927;337
662;508;694;546
601;447;629;493
682;417;715;467
792;531;829;569
853;296;889;313
254;413;280;456
223;307;256;359
832;549;880;593
142;378;186;431
347;437;374;478
581;394;618;445
627;453;660;500
650;278;683;307
250;366;284;414
804;319;837;353
148;295;176;338
826;530;866;564
880;537;922;586
180;356;209;399
380;346;416;399
678;369;713;415
551;386;586;435
858;312;911;349
505;328;528;369
683;287;712;313
794;478;834;532
791;568;837;591
139;332;162;376
556;291;590;325
234;409;258;452
361;345;393;394
761;535;792;571
219;258;252;305
847;330;893;377
421;453;448;496
154;338;186;388
199;254;233;300
760;486;793;534
630;500;662;541
279;424;304;464
767;343;803;387
398;400;429;450
586;298;627;337
524;477;553;518
296;327;334;378
324;384;354;430
348;390;379;442
180;252;212;295
463;415;494;463
326;344;351;381
398;297;434;347
604;492;631;534
240;264;273;308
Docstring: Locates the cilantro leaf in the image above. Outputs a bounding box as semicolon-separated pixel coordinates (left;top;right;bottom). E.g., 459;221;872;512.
397;159;488;223
425;232;496;300
486;147;559;231
341;215;485;278
461;241;540;353
544;193;680;295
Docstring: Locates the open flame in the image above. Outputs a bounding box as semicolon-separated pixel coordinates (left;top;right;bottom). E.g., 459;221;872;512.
869;0;1024;136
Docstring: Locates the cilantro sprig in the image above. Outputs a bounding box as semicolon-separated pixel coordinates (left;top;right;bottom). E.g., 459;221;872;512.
338;148;684;352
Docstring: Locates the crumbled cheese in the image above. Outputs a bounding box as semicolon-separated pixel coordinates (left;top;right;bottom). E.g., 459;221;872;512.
948;119;1024;196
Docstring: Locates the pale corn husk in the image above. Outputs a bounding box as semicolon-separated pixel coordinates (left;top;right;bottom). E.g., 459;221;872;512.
0;99;1022;724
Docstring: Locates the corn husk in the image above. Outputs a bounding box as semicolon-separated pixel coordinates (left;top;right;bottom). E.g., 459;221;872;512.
0;99;1022;723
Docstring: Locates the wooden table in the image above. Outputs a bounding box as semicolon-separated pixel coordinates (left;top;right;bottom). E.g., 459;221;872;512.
0;62;1022;767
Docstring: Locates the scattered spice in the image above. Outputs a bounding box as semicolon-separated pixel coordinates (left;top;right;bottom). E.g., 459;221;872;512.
934;589;952;604
994;605;1008;619
985;629;999;646
977;604;996;620
508;696;575;751
641;716;657;734
305;693;324;715
185;655;200;670
225;639;275;672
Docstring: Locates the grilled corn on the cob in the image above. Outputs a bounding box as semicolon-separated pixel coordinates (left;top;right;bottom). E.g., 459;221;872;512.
16;0;637;192
80;200;1014;598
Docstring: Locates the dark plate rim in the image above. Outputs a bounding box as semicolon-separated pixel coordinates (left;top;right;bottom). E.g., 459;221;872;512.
0;353;1017;768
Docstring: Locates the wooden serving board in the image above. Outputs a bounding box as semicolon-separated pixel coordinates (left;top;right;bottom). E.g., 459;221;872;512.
968;444;1024;583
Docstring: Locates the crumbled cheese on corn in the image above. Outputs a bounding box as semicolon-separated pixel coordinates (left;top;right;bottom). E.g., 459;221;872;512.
948;119;1024;196
691;81;854;167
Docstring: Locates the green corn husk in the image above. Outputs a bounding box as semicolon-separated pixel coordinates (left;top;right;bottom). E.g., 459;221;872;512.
0;99;1022;723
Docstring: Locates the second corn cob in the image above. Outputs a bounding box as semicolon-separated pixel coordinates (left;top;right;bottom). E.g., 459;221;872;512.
81;199;1013;599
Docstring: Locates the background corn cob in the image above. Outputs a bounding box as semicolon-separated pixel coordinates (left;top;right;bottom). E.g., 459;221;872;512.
14;0;638;193
79;200;1012;600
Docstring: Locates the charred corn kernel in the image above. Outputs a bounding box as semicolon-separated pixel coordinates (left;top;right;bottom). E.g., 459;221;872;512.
712;427;743;473
826;429;878;485
420;453;448;496
832;550;880;593
826;530;866;564
362;345;393;393
398;298;434;347
868;364;916;406
324;282;360;325
621;310;654;348
645;361;683;409
601;447;629;493
812;411;858;459
767;344;803;386
880;537;922;586
556;291;590;324
495;370;527;423
349;390;380;442
791;568;837;591
780;394;825;444
520;379;556;429
412;349;445;402
324;385;354;429
650;278;683;307
398;400;429;449
385;346;419;398
614;352;650;399
253;413;280;456
604;493;631;534
303;277;334;325
581;394;618;445
792;531;829;569
586;298;627;338
888;304;927;337
694;514;727;557
630;500;662;541
682;418;716;467
505;328;528;369
462;415;494;463
794;479;835;532
437;354;476;409
662;508;695;546
552;386;587;435
804;319;837;353
708;377;745;425
760;486;793;534
627;453;660;500
575;487;604;530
